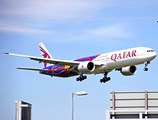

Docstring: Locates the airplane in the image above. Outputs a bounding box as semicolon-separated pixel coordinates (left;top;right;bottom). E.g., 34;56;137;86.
3;43;157;83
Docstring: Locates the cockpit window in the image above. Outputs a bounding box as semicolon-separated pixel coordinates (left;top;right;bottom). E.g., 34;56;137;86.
147;50;154;52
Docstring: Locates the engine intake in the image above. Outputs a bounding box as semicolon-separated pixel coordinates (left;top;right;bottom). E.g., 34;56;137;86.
121;66;137;76
78;61;95;73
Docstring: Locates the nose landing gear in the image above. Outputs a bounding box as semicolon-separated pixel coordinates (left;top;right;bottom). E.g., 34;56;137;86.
144;61;150;71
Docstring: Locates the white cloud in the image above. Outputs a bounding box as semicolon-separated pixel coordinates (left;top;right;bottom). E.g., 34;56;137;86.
86;23;133;38
0;0;103;21
0;23;58;34
0;0;135;37
0;0;106;34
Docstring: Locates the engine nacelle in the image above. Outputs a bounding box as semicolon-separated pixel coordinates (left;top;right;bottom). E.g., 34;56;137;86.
121;66;137;76
78;61;95;73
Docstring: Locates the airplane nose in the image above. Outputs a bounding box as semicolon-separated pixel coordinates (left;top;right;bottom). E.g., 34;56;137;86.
154;52;157;57
152;51;157;59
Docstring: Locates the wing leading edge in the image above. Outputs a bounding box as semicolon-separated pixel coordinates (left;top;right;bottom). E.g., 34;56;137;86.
16;67;48;72
3;52;103;74
3;52;81;66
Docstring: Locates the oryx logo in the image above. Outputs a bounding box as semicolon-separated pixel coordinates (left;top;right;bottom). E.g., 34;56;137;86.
40;46;51;67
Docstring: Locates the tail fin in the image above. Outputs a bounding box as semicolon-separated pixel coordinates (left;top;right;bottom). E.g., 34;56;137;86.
39;42;53;67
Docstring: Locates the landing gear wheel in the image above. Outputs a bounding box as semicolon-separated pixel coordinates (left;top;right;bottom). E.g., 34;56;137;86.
144;68;148;71
100;79;104;83
100;78;111;83
76;77;80;81
144;61;149;71
76;74;87;82
100;74;111;83
84;76;87;79
107;77;111;81
103;78;107;83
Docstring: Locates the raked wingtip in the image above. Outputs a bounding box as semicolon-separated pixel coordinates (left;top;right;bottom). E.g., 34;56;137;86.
2;52;9;54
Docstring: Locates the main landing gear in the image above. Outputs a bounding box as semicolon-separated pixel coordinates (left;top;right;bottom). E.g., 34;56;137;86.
144;61;150;71
76;72;111;83
100;72;111;83
76;73;87;82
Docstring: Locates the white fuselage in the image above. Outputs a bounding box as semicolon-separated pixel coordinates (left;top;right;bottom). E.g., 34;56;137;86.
91;47;156;74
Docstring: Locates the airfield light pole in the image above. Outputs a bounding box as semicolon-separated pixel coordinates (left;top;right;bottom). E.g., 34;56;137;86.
72;91;87;120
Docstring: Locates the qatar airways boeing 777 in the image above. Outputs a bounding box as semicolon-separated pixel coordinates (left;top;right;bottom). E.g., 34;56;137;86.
3;43;156;83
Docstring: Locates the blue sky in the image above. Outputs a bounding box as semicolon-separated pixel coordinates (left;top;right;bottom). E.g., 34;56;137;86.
0;0;158;120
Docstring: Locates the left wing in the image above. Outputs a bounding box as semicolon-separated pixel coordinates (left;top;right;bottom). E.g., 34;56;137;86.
3;52;83;66
16;67;48;72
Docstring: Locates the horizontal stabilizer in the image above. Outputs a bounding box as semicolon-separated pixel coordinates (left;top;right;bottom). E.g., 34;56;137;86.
16;67;48;72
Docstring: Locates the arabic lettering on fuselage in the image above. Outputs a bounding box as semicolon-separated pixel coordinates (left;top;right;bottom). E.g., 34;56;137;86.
111;50;137;62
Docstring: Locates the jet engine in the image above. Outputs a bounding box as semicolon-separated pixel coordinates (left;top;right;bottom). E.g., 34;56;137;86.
121;66;137;76
78;61;95;73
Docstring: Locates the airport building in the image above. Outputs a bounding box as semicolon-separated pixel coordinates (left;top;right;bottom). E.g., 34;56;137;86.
15;100;32;120
106;91;158;120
